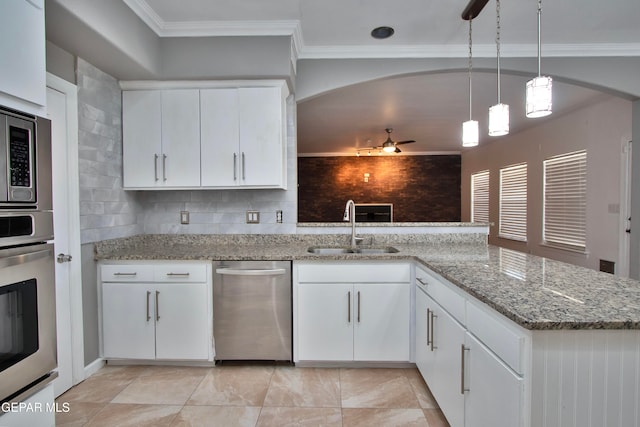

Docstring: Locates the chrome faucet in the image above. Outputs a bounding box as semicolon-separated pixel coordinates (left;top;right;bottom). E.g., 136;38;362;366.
343;199;363;247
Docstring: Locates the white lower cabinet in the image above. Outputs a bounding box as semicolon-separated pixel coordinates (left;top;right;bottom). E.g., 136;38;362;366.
100;262;213;362
415;265;526;427
295;262;411;362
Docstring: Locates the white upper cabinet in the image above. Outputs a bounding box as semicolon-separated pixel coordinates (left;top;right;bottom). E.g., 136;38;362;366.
123;89;200;188
122;80;288;190
0;0;46;115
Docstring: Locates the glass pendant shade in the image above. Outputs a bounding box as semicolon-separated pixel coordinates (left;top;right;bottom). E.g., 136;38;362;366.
462;120;479;147
526;75;553;118
489;103;510;136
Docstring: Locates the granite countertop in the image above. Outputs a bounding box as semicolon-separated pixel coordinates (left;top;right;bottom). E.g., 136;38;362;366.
95;234;640;331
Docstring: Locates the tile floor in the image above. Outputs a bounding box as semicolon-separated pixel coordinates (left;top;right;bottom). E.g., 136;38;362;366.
56;365;451;426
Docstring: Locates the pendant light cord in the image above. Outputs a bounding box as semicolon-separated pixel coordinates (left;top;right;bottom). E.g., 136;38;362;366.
468;18;473;120
496;0;501;103
537;0;542;77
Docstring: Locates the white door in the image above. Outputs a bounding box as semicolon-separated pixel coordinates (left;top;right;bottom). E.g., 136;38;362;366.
201;88;240;187
46;74;84;397
102;283;156;359
154;283;209;360
297;283;354;361
353;283;410;361
161;89;201;187
238;87;284;186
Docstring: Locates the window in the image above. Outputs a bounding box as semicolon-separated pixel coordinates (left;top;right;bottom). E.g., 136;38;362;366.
499;163;527;241
543;150;587;251
471;171;489;223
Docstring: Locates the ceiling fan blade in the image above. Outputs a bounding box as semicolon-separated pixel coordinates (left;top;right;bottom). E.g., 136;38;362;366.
394;147;402;153
394;140;416;145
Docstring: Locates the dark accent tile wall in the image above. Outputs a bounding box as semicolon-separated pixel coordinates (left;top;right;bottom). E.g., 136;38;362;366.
298;155;461;222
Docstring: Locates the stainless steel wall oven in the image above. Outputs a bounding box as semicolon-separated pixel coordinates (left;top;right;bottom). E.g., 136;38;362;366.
0;106;56;403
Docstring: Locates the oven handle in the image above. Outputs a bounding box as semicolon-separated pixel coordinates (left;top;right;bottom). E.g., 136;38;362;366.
0;248;53;269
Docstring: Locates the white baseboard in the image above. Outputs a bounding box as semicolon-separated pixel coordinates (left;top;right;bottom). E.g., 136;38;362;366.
83;358;105;379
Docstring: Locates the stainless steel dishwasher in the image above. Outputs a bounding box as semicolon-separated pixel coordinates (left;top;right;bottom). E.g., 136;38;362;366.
213;260;292;362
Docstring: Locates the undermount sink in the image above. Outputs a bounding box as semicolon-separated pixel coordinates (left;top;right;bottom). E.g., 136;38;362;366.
307;246;399;255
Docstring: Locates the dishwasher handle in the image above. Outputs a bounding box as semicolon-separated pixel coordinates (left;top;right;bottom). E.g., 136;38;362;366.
215;268;286;276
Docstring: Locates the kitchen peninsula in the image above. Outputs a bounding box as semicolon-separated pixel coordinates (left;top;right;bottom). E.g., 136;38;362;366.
95;230;640;427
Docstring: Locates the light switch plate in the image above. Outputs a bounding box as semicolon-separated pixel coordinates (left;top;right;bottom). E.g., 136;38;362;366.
246;210;260;224
180;211;190;224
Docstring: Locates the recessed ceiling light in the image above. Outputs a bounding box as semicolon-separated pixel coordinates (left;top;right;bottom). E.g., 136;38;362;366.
371;26;395;39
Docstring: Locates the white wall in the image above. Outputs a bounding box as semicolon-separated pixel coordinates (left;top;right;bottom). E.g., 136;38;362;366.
461;95;632;272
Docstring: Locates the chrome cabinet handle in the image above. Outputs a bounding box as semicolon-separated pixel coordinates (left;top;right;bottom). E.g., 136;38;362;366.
166;272;190;277
154;154;159;181
162;154;167;182
416;277;429;287
146;291;151;321
348;291;351;323
241;152;246;180
114;272;137;276
461;344;470;394
357;291;361;322
233;153;238;181
426;308;431;348
430;310;437;351
155;291;160;321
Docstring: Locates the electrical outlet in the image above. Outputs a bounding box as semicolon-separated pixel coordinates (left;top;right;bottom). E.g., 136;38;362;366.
246;210;260;224
276;210;283;223
180;211;190;224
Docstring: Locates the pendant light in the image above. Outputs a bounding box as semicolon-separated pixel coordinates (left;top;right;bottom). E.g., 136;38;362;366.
488;0;509;136
462;17;479;147
526;0;552;118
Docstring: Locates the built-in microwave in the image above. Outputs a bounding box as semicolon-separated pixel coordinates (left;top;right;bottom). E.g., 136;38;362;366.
0;108;51;211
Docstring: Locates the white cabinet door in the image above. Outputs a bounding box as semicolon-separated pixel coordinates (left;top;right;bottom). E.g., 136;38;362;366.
465;333;524;427
200;88;240;186
415;287;431;378
297;283;353;361
0;0;46;111
154;283;209;360
354;283;410;361
427;294;466;427
122;90;162;188
102;283;155;359
238;87;285;187
161;89;201;187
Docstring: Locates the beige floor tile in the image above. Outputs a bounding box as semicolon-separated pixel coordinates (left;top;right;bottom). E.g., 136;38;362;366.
263;367;341;408
112;367;208;405
84;403;182;427
187;365;274;406
54;401;105;427
340;368;421;409
342;408;429;427
91;365;149;381
403;369;439;409
170;405;261;427
59;377;132;404
256;407;342;427
423;408;451;427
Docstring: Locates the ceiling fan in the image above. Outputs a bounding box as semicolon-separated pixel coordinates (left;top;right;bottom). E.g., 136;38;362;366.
370;128;416;154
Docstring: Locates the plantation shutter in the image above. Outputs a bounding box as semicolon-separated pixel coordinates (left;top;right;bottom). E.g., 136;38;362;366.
543;151;587;251
471;171;490;223
499;163;527;241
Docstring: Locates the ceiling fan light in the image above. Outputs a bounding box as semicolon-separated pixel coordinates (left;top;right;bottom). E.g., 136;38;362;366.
382;141;396;153
489;103;510;136
462;120;479;147
526;75;553;118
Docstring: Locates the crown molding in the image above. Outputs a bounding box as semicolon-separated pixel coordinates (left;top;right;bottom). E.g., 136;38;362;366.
298;151;462;157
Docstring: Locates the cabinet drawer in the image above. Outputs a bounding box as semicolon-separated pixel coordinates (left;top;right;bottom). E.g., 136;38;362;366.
297;263;410;283
101;264;154;282
467;299;526;375
415;267;465;325
153;263;208;282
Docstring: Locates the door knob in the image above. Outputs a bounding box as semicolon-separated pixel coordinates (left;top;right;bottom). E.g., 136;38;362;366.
57;253;73;263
